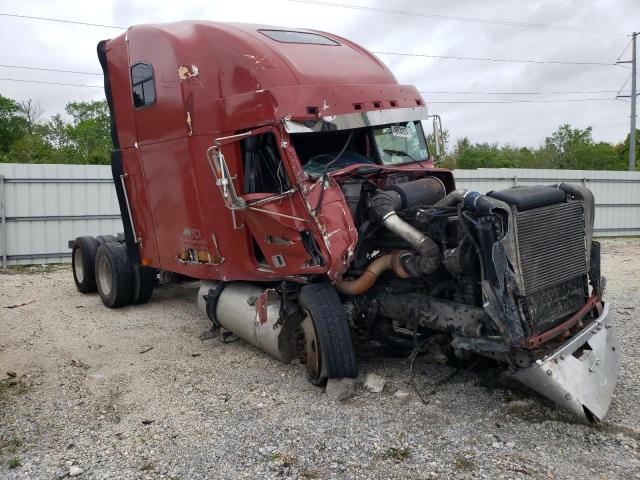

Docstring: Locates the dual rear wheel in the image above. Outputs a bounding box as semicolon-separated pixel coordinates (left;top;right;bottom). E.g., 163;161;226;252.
71;236;155;308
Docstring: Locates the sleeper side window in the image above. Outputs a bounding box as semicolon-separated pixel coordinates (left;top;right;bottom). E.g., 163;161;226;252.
241;132;291;194
131;62;156;109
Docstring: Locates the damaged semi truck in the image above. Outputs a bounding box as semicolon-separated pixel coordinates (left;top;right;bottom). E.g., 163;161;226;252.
71;21;618;421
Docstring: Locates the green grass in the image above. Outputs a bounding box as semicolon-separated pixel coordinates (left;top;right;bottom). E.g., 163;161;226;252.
0;437;23;454
453;455;476;471
385;447;411;462
7;457;21;469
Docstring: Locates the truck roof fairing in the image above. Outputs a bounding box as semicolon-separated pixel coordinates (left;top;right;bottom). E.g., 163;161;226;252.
100;21;425;147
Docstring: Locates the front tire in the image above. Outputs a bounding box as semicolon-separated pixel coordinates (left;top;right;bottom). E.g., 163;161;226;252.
95;242;134;308
72;236;99;293
131;266;156;304
299;284;358;386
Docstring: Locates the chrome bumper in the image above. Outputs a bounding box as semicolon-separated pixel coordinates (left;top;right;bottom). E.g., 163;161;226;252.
506;302;618;422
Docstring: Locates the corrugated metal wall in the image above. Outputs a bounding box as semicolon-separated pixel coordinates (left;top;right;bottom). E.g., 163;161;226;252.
0;164;638;266
0;163;122;266
452;168;640;237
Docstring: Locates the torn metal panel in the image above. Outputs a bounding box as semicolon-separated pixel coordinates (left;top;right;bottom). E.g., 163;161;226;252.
283;106;429;133
178;64;199;80
505;303;618;422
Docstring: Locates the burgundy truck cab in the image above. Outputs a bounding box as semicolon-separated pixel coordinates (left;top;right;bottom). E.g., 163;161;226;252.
68;21;617;422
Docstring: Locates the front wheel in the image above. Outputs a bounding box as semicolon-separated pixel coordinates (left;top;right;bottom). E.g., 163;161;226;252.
298;284;358;386
131;266;156;304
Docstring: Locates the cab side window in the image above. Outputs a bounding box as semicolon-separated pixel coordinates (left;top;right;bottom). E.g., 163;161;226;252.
131;62;156;109
241;133;290;194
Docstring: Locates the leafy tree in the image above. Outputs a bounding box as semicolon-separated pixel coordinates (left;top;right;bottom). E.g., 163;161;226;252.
457;143;520;169
542;124;593;169
5;133;57;163
19;99;43;134
615;129;640;170
0;93;636;170
0;95;28;155
64;100;112;164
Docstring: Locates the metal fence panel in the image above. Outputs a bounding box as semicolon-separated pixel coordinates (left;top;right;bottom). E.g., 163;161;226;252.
453;168;640;237
0;164;638;266
0;164;122;266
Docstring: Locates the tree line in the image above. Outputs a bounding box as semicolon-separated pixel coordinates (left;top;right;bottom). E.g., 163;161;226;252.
432;125;639;170
1;93;638;170
0;94;111;165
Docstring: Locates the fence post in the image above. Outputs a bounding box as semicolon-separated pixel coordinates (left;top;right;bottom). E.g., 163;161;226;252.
0;175;6;268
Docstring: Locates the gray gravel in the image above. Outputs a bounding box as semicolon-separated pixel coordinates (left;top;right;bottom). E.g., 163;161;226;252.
0;238;639;479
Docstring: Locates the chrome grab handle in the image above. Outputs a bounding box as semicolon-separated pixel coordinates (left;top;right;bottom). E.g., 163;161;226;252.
120;173;140;244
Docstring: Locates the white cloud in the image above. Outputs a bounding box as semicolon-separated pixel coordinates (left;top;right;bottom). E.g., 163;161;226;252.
0;0;636;146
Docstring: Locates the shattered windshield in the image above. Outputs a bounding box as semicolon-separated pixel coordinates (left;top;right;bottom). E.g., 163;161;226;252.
292;120;429;176
374;121;428;165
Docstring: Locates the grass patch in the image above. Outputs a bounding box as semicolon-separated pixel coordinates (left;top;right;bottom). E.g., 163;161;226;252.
453;455;476;471
385;447;411;462
0;437;23;454
7;457;21;469
0;263;68;275
0;378;30;397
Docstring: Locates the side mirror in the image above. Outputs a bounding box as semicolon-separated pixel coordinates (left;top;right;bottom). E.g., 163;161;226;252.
430;115;445;162
206;143;246;210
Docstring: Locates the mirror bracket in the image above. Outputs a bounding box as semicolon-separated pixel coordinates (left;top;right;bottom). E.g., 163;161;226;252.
428;114;445;165
207;132;254;210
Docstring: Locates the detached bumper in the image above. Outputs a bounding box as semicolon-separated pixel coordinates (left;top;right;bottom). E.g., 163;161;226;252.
506;302;618;422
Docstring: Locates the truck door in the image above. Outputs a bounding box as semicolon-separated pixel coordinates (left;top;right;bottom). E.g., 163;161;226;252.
219;128;326;274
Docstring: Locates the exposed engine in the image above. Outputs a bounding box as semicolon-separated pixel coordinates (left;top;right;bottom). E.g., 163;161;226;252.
335;173;601;367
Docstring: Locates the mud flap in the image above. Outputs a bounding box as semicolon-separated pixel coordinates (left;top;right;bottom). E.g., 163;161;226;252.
505;303;618;422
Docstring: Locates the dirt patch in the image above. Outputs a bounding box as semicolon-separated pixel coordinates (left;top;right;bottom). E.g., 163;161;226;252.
0;239;639;478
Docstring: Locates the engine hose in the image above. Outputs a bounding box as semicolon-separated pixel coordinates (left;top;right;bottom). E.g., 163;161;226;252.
432;189;467;209
371;182;444;276
336;251;410;295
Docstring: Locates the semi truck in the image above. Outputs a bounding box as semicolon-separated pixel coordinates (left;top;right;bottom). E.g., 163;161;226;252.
71;21;618;421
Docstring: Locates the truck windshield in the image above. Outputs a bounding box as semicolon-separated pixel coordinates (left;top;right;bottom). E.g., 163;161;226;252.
291;120;430;176
373;121;429;165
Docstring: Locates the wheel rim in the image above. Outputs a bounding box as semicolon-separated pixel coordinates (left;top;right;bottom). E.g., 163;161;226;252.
301;310;321;381
97;256;113;296
74;248;84;283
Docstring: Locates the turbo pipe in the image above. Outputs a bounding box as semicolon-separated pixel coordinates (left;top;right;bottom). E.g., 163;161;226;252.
434;188;503;214
336;251;410;295
371;181;444;276
433;189;467;209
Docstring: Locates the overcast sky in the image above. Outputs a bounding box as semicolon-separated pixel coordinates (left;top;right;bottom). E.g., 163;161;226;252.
0;0;638;147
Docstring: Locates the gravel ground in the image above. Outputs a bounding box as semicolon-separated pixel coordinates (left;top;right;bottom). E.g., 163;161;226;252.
0;238;639;479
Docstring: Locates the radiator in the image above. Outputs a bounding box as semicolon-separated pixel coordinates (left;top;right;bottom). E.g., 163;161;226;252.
516;201;587;295
515;201;588;335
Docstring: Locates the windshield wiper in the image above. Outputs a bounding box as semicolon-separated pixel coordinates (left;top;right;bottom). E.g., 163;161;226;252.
383;149;417;161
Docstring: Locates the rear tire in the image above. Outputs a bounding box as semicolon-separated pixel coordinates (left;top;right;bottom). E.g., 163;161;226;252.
72;236;99;293
95;242;134;308
299;283;358;386
132;266;156;304
96;234;119;245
